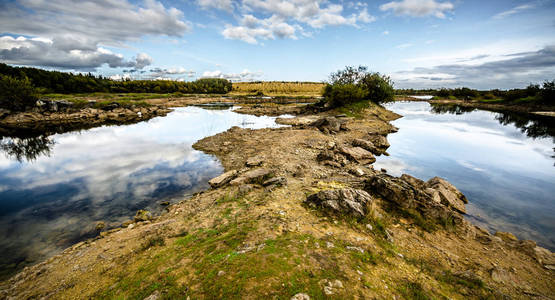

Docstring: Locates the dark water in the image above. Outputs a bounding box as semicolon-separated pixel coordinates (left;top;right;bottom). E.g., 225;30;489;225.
374;102;555;250
0;106;289;278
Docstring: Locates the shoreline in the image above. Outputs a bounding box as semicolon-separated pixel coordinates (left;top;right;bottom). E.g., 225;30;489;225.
395;96;555;116
1;100;554;298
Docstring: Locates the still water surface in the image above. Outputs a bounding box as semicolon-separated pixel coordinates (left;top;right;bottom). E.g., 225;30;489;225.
374;101;555;250
0;106;288;277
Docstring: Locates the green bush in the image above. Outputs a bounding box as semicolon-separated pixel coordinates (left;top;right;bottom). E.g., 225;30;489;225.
323;66;394;108
323;83;367;108
0;74;38;111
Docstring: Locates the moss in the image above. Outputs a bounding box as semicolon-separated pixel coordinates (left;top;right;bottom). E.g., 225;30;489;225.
336;100;372;119
140;235;165;251
396;280;431;300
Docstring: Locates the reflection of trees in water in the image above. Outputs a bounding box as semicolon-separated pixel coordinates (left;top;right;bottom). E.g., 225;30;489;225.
0;135;55;162
431;104;555;142
494;113;555;142
430;104;476;115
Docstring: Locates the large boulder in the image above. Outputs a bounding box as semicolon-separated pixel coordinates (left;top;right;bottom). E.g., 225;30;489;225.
306;188;373;218
425;177;467;214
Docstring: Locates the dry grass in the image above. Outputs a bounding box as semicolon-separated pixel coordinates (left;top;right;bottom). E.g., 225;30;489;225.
231;81;325;96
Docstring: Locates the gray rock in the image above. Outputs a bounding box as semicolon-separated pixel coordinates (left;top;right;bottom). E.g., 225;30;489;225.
490;267;511;283
425;177;467;214
208;170;238;188
143;290;160;300
352;138;380;155
400;174;425;189
337;145;376;163
369;135;390;149
366;174;417;209
230;168;273;185
291;293;310;300
317;149;348;166
306;188;373;218
311;117;346;134
262;176;287;187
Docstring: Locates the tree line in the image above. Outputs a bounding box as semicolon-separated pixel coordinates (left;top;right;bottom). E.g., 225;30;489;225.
396;81;554;104
0;63;232;111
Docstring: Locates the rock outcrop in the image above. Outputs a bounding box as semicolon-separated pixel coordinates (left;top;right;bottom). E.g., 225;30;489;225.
365;173;466;225
305;188;373;218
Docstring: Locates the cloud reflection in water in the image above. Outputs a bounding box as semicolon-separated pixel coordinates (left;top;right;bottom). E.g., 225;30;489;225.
374;102;555;250
0;106;287;278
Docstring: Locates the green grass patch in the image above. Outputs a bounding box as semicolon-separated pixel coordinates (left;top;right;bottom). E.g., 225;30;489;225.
336;100;372;118
396;280;431;300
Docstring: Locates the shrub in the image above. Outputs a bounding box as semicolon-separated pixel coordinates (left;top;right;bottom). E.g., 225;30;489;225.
0;74;38;111
323;83;367;108
323;66;394;108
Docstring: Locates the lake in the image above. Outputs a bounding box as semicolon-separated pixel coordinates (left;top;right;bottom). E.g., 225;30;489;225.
374;101;555;250
0;106;289;278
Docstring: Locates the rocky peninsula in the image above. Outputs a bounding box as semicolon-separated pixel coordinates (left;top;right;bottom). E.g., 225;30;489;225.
1;101;553;299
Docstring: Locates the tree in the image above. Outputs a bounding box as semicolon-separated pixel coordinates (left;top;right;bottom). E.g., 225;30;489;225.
323;66;394;107
539;80;554;104
0;74;38;111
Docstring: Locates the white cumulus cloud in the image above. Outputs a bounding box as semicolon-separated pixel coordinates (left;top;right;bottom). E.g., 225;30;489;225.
380;0;454;18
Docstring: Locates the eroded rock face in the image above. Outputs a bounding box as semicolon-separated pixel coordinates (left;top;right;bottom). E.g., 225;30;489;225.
305;188;373;218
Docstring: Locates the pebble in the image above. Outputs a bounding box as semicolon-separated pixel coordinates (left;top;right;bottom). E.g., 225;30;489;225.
291;293;310;300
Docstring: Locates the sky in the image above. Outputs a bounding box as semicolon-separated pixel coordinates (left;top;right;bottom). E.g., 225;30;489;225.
0;0;554;89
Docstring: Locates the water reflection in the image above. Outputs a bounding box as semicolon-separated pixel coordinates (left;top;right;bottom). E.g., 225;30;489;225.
374;102;555;250
430;103;555;142
0;136;55;162
0;106;288;279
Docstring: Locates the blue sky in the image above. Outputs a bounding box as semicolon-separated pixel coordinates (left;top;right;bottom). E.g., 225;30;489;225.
1;0;554;89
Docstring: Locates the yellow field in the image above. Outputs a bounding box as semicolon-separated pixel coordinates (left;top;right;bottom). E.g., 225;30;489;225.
231;81;325;96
